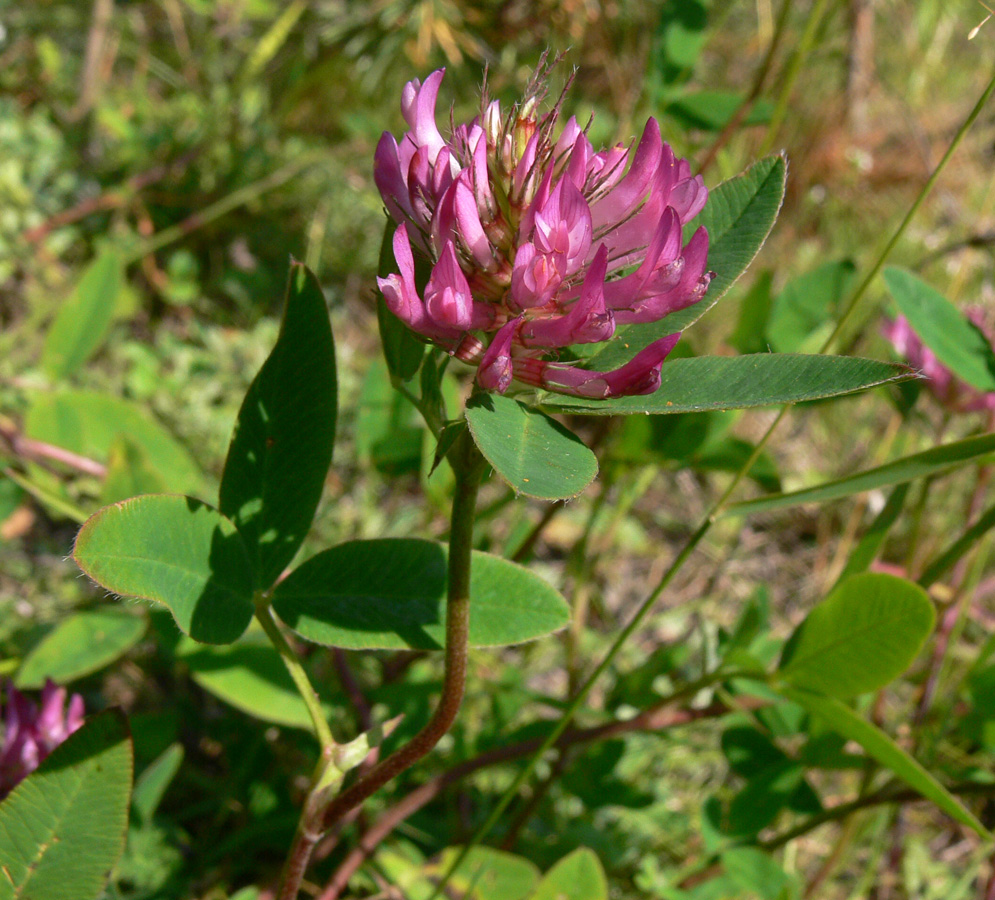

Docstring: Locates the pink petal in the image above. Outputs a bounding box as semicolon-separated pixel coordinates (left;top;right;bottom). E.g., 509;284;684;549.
477;317;522;393
401;69;447;164
520;244;615;347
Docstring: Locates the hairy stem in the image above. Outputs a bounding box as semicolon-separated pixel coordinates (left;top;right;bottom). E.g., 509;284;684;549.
319;431;485;829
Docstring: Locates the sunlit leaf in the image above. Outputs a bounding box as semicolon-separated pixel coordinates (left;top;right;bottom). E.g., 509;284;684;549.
219;262;337;588
74;495;255;645
779;574;935;698
542;354;912;415
271;538;570;650
466;393;597;499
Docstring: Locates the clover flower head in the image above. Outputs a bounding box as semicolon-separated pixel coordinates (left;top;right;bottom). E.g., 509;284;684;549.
374;59;712;399
882;311;995;413
0;680;85;798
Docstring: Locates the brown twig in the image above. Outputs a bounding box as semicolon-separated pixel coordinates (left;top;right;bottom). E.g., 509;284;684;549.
316;699;742;900
0;419;106;478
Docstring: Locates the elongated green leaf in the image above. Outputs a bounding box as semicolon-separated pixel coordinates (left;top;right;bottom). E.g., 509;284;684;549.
0;710;133;900
26;390;201;493
16;609;147;689
780;688;989;837
837;483;910;584
584;155;787;370
176;634;335;730
132;744;184;826
919;502;995;589
1;466;87;524
219;263;337;589
42;252;123;379
725;431;995;516
74;495;255;645
271;538;570;650
778;574;935;698
884;266;995;392
541;354;912;415
531;849;608;900
466;393;597;499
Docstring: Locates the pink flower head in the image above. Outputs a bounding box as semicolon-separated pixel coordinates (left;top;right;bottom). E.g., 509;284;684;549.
0;680;85;798
882;312;995;413
375;60;713;399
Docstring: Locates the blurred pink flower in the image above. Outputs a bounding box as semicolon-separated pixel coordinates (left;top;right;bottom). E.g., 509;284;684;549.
0;680;85;798
882;312;995;413
375;61;712;399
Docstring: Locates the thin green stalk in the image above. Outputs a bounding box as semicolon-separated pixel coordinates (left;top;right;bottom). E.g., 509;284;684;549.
758;0;836;157
429;61;995;900
254;599;336;752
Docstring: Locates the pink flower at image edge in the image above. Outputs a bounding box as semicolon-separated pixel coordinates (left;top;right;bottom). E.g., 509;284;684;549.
374;64;713;400
0;680;85;798
882;313;995;412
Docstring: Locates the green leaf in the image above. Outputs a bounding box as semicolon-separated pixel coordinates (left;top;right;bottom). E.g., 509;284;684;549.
100;436;169;505
721;847;796;900
729;270;773;355
41;251;123;379
665;91;774;131
767;260;856;353
356;357;423;474
0;710;133;900
431;847;540;900
725;431;995;516
271;538;570;650
837;483;910;584
176;633;334;730
466;393;597;499
25;390;201;494
780;687;990;837
219;262;337;589
583;155;787;371
74;495;255;645
132;744;184;826
378;220;425;380
16;609;147;689
1;467;87;524
531;849;607;900
778;573;934;698
919;502;995;589
541;354;912;415
884;266;995;392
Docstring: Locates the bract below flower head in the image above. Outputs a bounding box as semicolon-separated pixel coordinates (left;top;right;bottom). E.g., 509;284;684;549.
0;680;85;798
374;59;713;399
